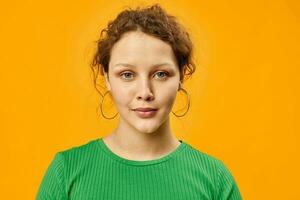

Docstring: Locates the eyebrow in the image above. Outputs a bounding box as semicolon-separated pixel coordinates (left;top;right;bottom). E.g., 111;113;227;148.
113;63;174;68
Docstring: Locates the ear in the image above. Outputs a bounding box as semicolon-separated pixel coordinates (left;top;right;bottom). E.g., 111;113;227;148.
103;68;111;91
178;81;182;91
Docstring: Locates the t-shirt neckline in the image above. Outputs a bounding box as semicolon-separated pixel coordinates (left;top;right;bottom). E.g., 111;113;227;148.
97;137;187;166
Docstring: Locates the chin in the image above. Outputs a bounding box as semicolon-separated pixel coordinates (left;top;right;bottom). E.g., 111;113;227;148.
135;127;159;134
129;118;158;132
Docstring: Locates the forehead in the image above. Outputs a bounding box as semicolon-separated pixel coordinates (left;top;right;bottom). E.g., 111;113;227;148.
109;31;177;69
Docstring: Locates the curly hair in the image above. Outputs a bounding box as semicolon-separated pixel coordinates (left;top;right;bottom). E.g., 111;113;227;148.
90;3;196;96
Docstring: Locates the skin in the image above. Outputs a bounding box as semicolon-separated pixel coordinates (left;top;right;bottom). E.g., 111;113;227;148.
102;30;182;161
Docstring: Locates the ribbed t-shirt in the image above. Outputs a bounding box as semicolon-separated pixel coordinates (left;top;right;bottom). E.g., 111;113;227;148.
36;138;242;200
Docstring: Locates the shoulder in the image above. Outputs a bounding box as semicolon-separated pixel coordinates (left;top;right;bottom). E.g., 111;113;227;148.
183;142;243;199
54;138;101;170
182;142;227;184
183;142;236;178
183;142;223;170
36;139;99;199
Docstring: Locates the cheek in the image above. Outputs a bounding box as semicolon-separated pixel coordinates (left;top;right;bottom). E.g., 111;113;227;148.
111;90;127;105
158;85;179;107
110;85;133;108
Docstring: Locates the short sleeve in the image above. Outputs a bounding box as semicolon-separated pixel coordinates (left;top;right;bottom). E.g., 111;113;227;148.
215;160;243;200
36;152;68;200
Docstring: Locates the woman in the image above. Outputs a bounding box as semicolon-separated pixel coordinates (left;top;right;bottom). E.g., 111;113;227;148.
37;4;242;200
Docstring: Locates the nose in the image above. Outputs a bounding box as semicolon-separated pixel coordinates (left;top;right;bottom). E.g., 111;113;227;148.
136;78;154;101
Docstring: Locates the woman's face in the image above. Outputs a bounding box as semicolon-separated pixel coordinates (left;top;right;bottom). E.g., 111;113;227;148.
103;30;181;134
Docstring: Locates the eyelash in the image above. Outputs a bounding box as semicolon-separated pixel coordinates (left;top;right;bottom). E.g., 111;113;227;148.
120;71;169;80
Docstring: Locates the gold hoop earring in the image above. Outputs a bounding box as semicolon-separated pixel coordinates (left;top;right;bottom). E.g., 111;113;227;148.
100;91;118;120
99;88;190;120
171;87;190;117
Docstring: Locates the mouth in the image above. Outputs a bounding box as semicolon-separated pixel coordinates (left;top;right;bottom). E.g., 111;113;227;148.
133;109;158;118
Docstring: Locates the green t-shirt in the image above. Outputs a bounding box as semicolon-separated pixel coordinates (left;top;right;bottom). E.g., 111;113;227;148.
36;138;242;199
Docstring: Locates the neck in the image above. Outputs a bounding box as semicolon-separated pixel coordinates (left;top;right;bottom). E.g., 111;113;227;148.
103;117;180;160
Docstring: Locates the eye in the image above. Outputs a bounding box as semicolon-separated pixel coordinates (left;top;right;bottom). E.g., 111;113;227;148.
154;71;169;79
119;71;169;80
120;72;134;80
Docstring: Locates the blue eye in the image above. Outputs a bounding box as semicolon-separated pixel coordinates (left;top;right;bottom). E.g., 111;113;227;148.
120;72;133;80
120;71;169;80
154;71;169;79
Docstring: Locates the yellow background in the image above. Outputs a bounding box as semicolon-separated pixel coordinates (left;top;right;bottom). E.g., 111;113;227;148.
1;0;299;199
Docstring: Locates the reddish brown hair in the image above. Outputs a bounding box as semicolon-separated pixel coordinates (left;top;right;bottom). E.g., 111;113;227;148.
90;3;196;95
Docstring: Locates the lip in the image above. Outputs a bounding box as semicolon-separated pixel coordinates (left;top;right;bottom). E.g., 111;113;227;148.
133;109;158;118
133;107;158;112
